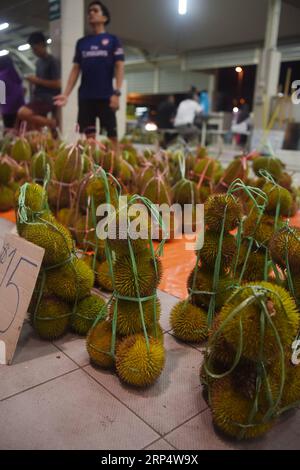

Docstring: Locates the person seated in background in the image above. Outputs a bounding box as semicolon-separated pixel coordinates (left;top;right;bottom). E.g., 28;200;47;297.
156;95;176;147
231;103;251;148
0;56;24;132
18;32;61;131
174;92;203;142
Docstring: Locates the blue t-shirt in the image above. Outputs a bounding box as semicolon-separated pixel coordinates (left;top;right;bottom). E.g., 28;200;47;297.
73;33;125;100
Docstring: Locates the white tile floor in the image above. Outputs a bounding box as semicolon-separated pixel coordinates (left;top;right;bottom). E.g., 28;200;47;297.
1;214;300;450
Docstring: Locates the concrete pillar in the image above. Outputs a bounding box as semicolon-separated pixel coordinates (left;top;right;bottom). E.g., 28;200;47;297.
153;66;160;94
60;0;84;138
49;0;84;138
116;80;128;140
253;0;282;129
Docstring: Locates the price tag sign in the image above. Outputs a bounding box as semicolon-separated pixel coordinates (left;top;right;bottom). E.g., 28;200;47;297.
0;234;44;365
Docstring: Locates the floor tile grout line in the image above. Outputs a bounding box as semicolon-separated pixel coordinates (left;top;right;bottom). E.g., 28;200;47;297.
142;437;178;451
82;366;164;442
53;342;90;369
162;407;209;442
0;368;79;403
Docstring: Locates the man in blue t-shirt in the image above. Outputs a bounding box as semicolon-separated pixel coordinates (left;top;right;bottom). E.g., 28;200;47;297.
54;1;125;140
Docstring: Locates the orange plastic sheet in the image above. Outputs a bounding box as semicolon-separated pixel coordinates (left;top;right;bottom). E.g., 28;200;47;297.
1;211;300;300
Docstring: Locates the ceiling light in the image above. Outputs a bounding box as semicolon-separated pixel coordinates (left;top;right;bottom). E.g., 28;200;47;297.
235;66;243;73
47;38;52;44
178;0;187;15
18;44;30;51
233;107;239;113
145;122;158;132
0;23;9;31
0;49;9;56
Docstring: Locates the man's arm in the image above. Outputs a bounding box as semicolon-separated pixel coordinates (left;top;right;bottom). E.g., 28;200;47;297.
27;76;61;90
54;63;81;107
110;60;124;111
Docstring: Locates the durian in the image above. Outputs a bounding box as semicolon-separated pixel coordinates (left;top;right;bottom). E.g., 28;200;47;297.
269;227;300;273
116;334;165;387
170;301;208;343
54;146;83;183
97;260;114;292
173;179;199;205
188;269;235;310
0;161;12;185
109;298;161;337
114;250;162;298
31;296;71;340
218;282;300;362
253;157;283;181
87;320;115;369
197;231;237;271
205;194;242;233
46;258;94;303
71;295;107;336
11;137;32;162
0;186;14;211
263;182;293;217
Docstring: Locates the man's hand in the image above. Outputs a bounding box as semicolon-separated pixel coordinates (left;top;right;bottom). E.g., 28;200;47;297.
26;75;40;85
54;94;68;107
110;95;120;111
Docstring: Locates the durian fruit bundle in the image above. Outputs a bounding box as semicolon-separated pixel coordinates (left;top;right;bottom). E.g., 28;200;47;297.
192;157;223;203
87;197;166;387
0;154;20;212
201;282;300;440
17;183;100;339
269;225;300;306
251;156;298;216
171;193;243;344
214;155;250;194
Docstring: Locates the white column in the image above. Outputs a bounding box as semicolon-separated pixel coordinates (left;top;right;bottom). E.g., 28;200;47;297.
60;0;84;138
116;80;127;140
253;0;282;129
153;66;160;94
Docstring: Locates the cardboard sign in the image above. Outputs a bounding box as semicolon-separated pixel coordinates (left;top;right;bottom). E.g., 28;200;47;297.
0;234;44;365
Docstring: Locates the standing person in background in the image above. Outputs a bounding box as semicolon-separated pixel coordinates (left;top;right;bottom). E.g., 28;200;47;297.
157;95;176;147
199;89;210;116
54;1;125;142
18;32;61;131
0;56;24;131
174;92;203;142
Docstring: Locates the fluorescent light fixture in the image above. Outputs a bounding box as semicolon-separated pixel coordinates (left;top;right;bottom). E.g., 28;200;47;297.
145;122;158;132
47;38;52;44
0;49;9;56
178;0;187;15
0;22;9;31
233;107;239;113
18;43;30;51
235;66;243;73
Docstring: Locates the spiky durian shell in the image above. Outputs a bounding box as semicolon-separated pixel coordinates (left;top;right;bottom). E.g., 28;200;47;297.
262;183;293;217
253;157;283;181
31;296;71;340
116;334;165;387
114;250;162;298
109;298;161;337
173;179;199;205
16;183;47;213
142;177;172;205
32;151;51;181
198;231;237;271
243;210;283;246
22;218;74;267
47;181;71;210
97;260;114;292
170;301;208;343
188;269;235;310
0;161;12;185
205;194;242;233
74;214;98;250
54;146;83;183
269;227;300;273
281;363;300;408
47;258;94;303
235;243;269;281
219;282;300;363
278;173;292;191
11;137;32;162
107;209;150;256
87;320;115;369
210;376;274;439
0;185;14;211
56;208;76;228
84;175;118;208
71;295;107;336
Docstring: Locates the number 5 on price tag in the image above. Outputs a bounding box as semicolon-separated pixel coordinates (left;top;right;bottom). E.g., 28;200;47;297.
0;234;44;365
